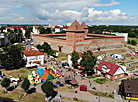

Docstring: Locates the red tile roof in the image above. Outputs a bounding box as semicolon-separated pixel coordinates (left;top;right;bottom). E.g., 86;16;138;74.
66;20;84;32
55;26;60;28
63;26;69;29
7;26;25;30
23;49;44;56
81;21;88;29
97;61;121;75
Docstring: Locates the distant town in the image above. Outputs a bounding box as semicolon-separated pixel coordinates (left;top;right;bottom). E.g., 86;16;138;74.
0;20;138;102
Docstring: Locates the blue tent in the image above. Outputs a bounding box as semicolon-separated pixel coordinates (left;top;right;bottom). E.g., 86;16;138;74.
114;54;122;59
65;79;72;84
53;85;58;88
59;83;64;87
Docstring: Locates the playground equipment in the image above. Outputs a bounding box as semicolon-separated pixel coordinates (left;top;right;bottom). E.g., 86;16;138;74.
28;71;41;85
42;66;62;81
37;65;47;75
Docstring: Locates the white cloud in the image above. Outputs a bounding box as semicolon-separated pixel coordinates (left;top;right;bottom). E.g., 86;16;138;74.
0;0;138;25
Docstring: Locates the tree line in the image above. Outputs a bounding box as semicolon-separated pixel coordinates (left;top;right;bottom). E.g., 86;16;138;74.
88;25;138;38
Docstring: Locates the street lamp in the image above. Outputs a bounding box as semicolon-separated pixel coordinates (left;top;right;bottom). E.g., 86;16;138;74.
99;84;103;102
18;74;20;102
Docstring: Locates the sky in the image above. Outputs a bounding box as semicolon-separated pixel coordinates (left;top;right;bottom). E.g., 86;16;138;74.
0;0;138;25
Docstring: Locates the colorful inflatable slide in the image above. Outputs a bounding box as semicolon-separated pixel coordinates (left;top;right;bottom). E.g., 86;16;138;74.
42;66;62;81
28;71;41;85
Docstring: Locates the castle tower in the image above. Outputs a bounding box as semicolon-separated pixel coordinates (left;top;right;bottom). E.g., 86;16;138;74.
81;21;88;35
66;20;85;43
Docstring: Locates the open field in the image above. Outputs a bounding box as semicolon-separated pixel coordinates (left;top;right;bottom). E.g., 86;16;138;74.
126;43;138;50
128;37;138;42
1;68;37;79
93;49;128;56
0;89;46;102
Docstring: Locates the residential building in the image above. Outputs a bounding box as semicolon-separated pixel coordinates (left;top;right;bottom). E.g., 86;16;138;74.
120;78;138;100
96;61;126;81
55;26;69;33
32;26;40;34
0;33;17;46
3;26;25;37
22;48;44;67
103;31;128;42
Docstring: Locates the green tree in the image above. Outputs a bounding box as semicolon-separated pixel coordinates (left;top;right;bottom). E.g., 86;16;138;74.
25;27;32;39
21;78;30;96
42;42;51;53
127;39;130;44
41;81;54;98
7;29;10;33
47;49;57;56
80;50;96;74
1;78;11;93
16;32;23;42
14;28;18;33
131;40;137;45
36;44;43;50
9;34;16;44
1;26;5;33
38;26;51;34
71;50;79;67
0;45;23;70
18;29;22;33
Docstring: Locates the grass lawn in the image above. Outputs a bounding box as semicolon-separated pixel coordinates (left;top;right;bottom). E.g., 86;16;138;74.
88;90;114;99
61;97;89;102
1;68;37;80
126;44;138;50
0;89;46;102
93;49;128;56
57;53;68;62
128;37;138;42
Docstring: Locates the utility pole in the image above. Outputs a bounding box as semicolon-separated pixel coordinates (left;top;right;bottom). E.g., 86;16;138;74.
99;84;103;102
18;74;20;102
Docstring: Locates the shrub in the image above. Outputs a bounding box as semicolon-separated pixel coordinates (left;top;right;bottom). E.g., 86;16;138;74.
86;76;96;78
127;39;130;44
108;94;114;98
131;40;137;45
95;92;98;95
96;78;104;84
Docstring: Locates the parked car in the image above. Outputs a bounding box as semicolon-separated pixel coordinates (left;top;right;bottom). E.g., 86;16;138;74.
92;87;96;90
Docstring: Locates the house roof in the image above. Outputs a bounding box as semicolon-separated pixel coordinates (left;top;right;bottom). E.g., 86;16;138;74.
97;61;123;75
55;26;60;28
7;26;25;30
22;49;44;57
81;21;88;29
63;26;69;29
69;51;95;58
66;20;85;32
123;78;138;94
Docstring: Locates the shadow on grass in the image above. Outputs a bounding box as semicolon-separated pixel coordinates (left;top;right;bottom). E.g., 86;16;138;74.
0;96;16;102
7;85;17;91
27;88;36;94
